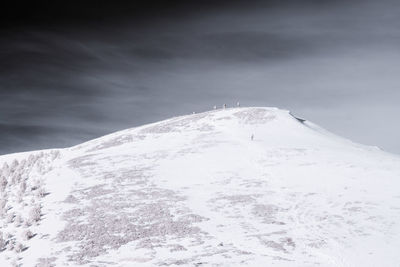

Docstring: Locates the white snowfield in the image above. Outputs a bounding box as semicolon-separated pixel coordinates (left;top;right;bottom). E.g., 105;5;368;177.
0;107;400;267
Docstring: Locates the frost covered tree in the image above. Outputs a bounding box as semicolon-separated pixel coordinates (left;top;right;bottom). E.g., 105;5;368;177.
6;212;15;223
16;192;24;204
9;176;15;186
10;160;19;173
0;231;5;251
2;163;10;177
21;230;33;241
14;242;24;253
37;162;46;174
35;187;46;199
0;176;7;192
20;159;27;167
14;170;23;184
5;232;12;239
0;197;7;218
28;155;36;167
22;218;31;228
19;181;26;194
0;197;6;209
29;205;41;223
14;215;22;227
7;239;15;251
31;179;43;191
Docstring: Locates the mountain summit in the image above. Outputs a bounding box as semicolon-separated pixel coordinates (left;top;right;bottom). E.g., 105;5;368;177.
1;107;399;266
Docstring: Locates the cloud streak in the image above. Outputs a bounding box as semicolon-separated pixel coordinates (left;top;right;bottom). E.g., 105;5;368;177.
1;0;400;154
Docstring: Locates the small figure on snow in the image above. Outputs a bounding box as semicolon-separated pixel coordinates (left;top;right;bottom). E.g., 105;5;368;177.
251;134;254;141
223;104;227;109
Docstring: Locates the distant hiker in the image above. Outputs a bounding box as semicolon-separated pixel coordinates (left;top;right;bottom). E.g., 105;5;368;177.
251;134;254;141
237;101;240;107
223;104;227;109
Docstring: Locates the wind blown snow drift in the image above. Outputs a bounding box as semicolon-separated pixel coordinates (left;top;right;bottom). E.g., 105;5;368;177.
0;107;399;266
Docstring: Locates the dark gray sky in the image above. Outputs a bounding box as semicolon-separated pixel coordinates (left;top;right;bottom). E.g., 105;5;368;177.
1;0;400;155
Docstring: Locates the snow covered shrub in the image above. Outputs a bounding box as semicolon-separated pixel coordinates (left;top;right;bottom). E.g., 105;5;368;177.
37;163;45;175
0;231;5;251
10;159;18;171
14;242;24;253
0;176;7;191
9;160;19;182
14;215;22;227
31;179;42;191
8;177;14;187
31;179;47;198
29;206;41;223
35;187;46;198
19;181;26;193
0;209;5;219
0;197;7;211
2;163;10;177
36;257;56;267
7;239;15;251
22;219;32;228
21;230;33;241
27;155;36;167
20;159;26;167
6;212;15;223
14;171;22;184
16;192;23;204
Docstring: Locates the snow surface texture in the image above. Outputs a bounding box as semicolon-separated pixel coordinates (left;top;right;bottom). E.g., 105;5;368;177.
0;107;400;267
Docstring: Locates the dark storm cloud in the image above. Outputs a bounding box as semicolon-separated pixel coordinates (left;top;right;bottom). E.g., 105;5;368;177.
0;0;344;26
1;0;400;154
0;31;113;154
127;32;313;62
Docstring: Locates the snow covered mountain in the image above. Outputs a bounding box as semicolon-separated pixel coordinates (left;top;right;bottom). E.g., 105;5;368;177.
0;107;400;267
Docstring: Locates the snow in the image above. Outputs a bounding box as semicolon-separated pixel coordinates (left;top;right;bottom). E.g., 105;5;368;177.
0;107;399;266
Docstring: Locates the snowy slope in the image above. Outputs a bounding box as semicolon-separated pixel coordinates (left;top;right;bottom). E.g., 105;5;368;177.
0;107;400;267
